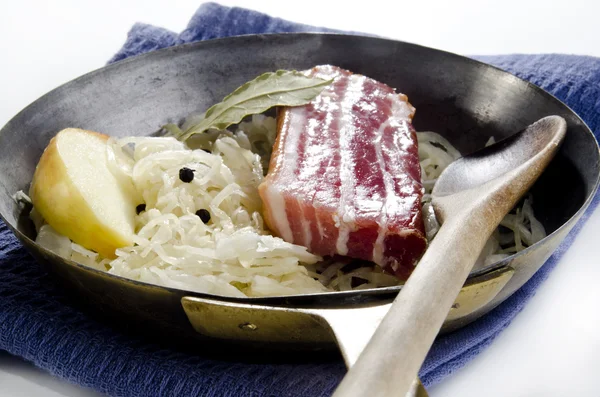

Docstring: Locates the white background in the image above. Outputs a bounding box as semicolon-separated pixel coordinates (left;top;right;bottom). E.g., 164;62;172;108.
1;1;599;396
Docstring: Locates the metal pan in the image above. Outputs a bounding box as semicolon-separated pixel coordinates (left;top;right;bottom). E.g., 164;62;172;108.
0;33;598;366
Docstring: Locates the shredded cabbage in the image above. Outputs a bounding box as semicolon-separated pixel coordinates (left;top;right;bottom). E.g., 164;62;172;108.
28;116;327;297
24;116;547;295
418;131;546;272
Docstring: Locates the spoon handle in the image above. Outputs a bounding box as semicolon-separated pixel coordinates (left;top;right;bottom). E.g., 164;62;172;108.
332;202;495;397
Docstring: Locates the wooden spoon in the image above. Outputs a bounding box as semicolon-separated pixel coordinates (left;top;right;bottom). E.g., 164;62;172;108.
333;115;567;397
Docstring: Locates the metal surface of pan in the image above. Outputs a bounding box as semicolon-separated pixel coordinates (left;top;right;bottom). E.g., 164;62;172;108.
0;33;598;357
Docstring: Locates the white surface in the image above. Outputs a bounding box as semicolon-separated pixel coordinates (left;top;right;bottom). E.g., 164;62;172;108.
1;1;599;396
0;352;102;397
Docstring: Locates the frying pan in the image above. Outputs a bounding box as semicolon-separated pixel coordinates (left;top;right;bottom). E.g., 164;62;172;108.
0;33;598;372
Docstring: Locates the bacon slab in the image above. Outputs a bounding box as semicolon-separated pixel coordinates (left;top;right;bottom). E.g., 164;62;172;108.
258;65;427;279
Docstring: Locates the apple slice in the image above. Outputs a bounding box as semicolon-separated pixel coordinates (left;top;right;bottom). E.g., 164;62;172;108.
29;128;137;258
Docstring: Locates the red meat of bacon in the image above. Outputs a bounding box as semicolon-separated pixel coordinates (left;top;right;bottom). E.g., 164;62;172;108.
258;65;426;279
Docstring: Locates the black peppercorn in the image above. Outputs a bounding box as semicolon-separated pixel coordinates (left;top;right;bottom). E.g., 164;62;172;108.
196;209;211;224
179;167;195;183
136;204;146;214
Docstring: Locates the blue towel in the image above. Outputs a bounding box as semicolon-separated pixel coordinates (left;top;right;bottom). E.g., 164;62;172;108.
1;2;599;396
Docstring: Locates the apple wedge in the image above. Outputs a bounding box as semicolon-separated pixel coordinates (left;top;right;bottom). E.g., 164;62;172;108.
29;128;137;258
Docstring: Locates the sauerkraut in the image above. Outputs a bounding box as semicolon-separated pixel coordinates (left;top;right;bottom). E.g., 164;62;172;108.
418;131;546;272
21;116;546;296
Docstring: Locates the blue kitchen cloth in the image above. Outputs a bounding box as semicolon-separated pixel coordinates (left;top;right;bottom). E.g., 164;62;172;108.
1;2;600;396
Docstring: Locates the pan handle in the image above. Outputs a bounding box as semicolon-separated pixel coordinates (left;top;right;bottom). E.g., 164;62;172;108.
181;295;391;367
181;296;427;396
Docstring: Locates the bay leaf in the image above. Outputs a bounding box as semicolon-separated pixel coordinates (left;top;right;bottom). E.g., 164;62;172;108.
175;70;332;141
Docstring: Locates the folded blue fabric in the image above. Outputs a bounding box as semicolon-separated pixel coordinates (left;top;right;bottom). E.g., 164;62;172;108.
1;2;599;396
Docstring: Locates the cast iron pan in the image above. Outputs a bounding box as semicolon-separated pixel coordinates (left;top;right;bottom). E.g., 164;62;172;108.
0;34;598;360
